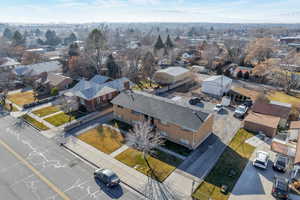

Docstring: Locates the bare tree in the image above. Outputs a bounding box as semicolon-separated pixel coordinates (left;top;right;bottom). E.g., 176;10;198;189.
141;51;156;87
126;120;179;200
55;95;79;122
245;37;276;65
201;43;220;70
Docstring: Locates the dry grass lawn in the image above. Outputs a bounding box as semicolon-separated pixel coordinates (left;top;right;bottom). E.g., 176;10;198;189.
115;148;177;182
33;106;60;117
8;91;36;106
192;129;255;200
267;91;300;108
77;126;124;154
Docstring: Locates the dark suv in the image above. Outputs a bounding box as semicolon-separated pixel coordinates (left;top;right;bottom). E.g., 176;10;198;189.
273;154;289;173
272;176;289;199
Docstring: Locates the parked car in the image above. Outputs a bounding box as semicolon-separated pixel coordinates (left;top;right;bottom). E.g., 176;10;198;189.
273;154;289;172
189;97;202;105
253;151;269;169
234;105;248;118
213;104;223;112
94;169;120;187
243;100;253;108
272;176;289;199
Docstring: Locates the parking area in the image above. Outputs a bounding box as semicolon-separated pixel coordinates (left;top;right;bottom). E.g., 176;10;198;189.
230;137;300;200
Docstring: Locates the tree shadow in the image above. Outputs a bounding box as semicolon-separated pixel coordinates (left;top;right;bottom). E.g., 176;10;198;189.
218;108;229;115
94;177;124;199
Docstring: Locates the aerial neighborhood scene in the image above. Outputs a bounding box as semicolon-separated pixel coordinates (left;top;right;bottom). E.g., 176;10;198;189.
1;1;300;200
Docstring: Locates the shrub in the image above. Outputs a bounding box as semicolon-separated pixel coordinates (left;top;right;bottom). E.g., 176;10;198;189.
51;87;59;96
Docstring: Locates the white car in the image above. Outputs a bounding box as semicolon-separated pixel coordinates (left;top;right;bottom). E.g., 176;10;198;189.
213;104;223;112
253;151;269;169
234;105;248;118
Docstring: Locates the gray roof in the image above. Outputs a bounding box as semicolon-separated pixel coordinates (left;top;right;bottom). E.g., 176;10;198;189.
71;76;132;100
111;91;210;131
90;75;111;84
156;66;189;77
46;73;71;86
0;57;20;67
14;61;62;76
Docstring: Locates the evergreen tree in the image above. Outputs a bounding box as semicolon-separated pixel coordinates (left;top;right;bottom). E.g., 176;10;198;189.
68;43;80;57
243;71;250;79
35;28;42;37
165;35;174;49
45;30;61;46
12;31;25;46
64;32;77;45
237;70;243;79
3;28;13;39
154;35;165;50
106;54;121;79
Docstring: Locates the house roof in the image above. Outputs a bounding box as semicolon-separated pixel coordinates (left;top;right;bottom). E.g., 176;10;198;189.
71;76;132;101
90;75;111;85
14;61;62;76
244;112;281;129
203;75;232;84
0;57;20;67
252;101;291;119
291;121;300;129
231;86;260;100
111;91;210;131
46;73;71;86
156;66;189;77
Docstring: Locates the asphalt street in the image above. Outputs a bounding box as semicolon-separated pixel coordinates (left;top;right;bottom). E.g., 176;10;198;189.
0;114;145;200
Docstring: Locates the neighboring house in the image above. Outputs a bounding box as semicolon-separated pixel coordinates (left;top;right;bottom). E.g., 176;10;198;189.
202;75;232;97
35;73;73;95
191;65;209;74
0;57;20;71
13;61;63;82
70;75;132;112
111;91;214;149
252;100;292;128
232;66;253;78
153;66;191;85
244;112;281;138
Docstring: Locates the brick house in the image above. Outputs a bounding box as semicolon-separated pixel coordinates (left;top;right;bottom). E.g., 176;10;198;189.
111;91;214;149
70;75;132;112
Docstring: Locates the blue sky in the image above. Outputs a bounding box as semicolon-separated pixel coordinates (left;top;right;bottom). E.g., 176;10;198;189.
1;0;300;23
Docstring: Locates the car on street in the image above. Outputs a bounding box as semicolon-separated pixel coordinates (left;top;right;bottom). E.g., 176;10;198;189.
253;151;269;169
272;176;289;199
213;104;223;113
273;154;289;173
94;168;120;187
234;105;248;118
189;97;202;105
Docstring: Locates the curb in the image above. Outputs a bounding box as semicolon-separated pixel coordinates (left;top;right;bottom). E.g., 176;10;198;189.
61;144;147;199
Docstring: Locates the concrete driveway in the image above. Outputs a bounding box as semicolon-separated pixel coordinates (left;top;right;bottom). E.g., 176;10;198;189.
230;140;300;200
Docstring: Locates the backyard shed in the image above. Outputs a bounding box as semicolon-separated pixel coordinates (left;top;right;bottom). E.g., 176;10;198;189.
202;75;232;96
153;66;191;85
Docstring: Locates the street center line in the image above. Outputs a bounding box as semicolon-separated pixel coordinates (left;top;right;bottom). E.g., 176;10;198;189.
0;139;71;200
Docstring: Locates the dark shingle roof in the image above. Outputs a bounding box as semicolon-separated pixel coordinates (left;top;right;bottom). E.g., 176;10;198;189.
252;101;291;119
111;91;210;131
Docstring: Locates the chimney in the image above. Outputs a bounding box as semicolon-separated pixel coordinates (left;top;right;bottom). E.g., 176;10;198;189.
124;80;130;90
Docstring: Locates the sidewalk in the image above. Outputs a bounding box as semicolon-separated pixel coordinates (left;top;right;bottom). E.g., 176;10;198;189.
65;136;148;191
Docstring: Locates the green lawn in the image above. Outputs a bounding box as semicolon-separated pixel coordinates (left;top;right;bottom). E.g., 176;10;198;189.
77;126;124;154
44;111;86;127
192;129;256;200
23;114;49;131
32;106;60;117
115;148;182;182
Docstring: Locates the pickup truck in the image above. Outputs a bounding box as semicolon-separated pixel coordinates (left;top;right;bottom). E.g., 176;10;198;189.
234;105;248;118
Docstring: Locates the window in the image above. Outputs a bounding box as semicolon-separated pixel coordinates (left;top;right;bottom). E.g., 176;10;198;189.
160;131;167;137
160;120;168;125
108;93;112;99
180;139;189;145
102;95;106;101
80;98;85;105
97;97;101;104
132;110;141;115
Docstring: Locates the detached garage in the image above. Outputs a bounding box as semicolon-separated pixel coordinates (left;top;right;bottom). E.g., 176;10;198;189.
202;75;232;97
153;66;191;85
244;112;280;137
